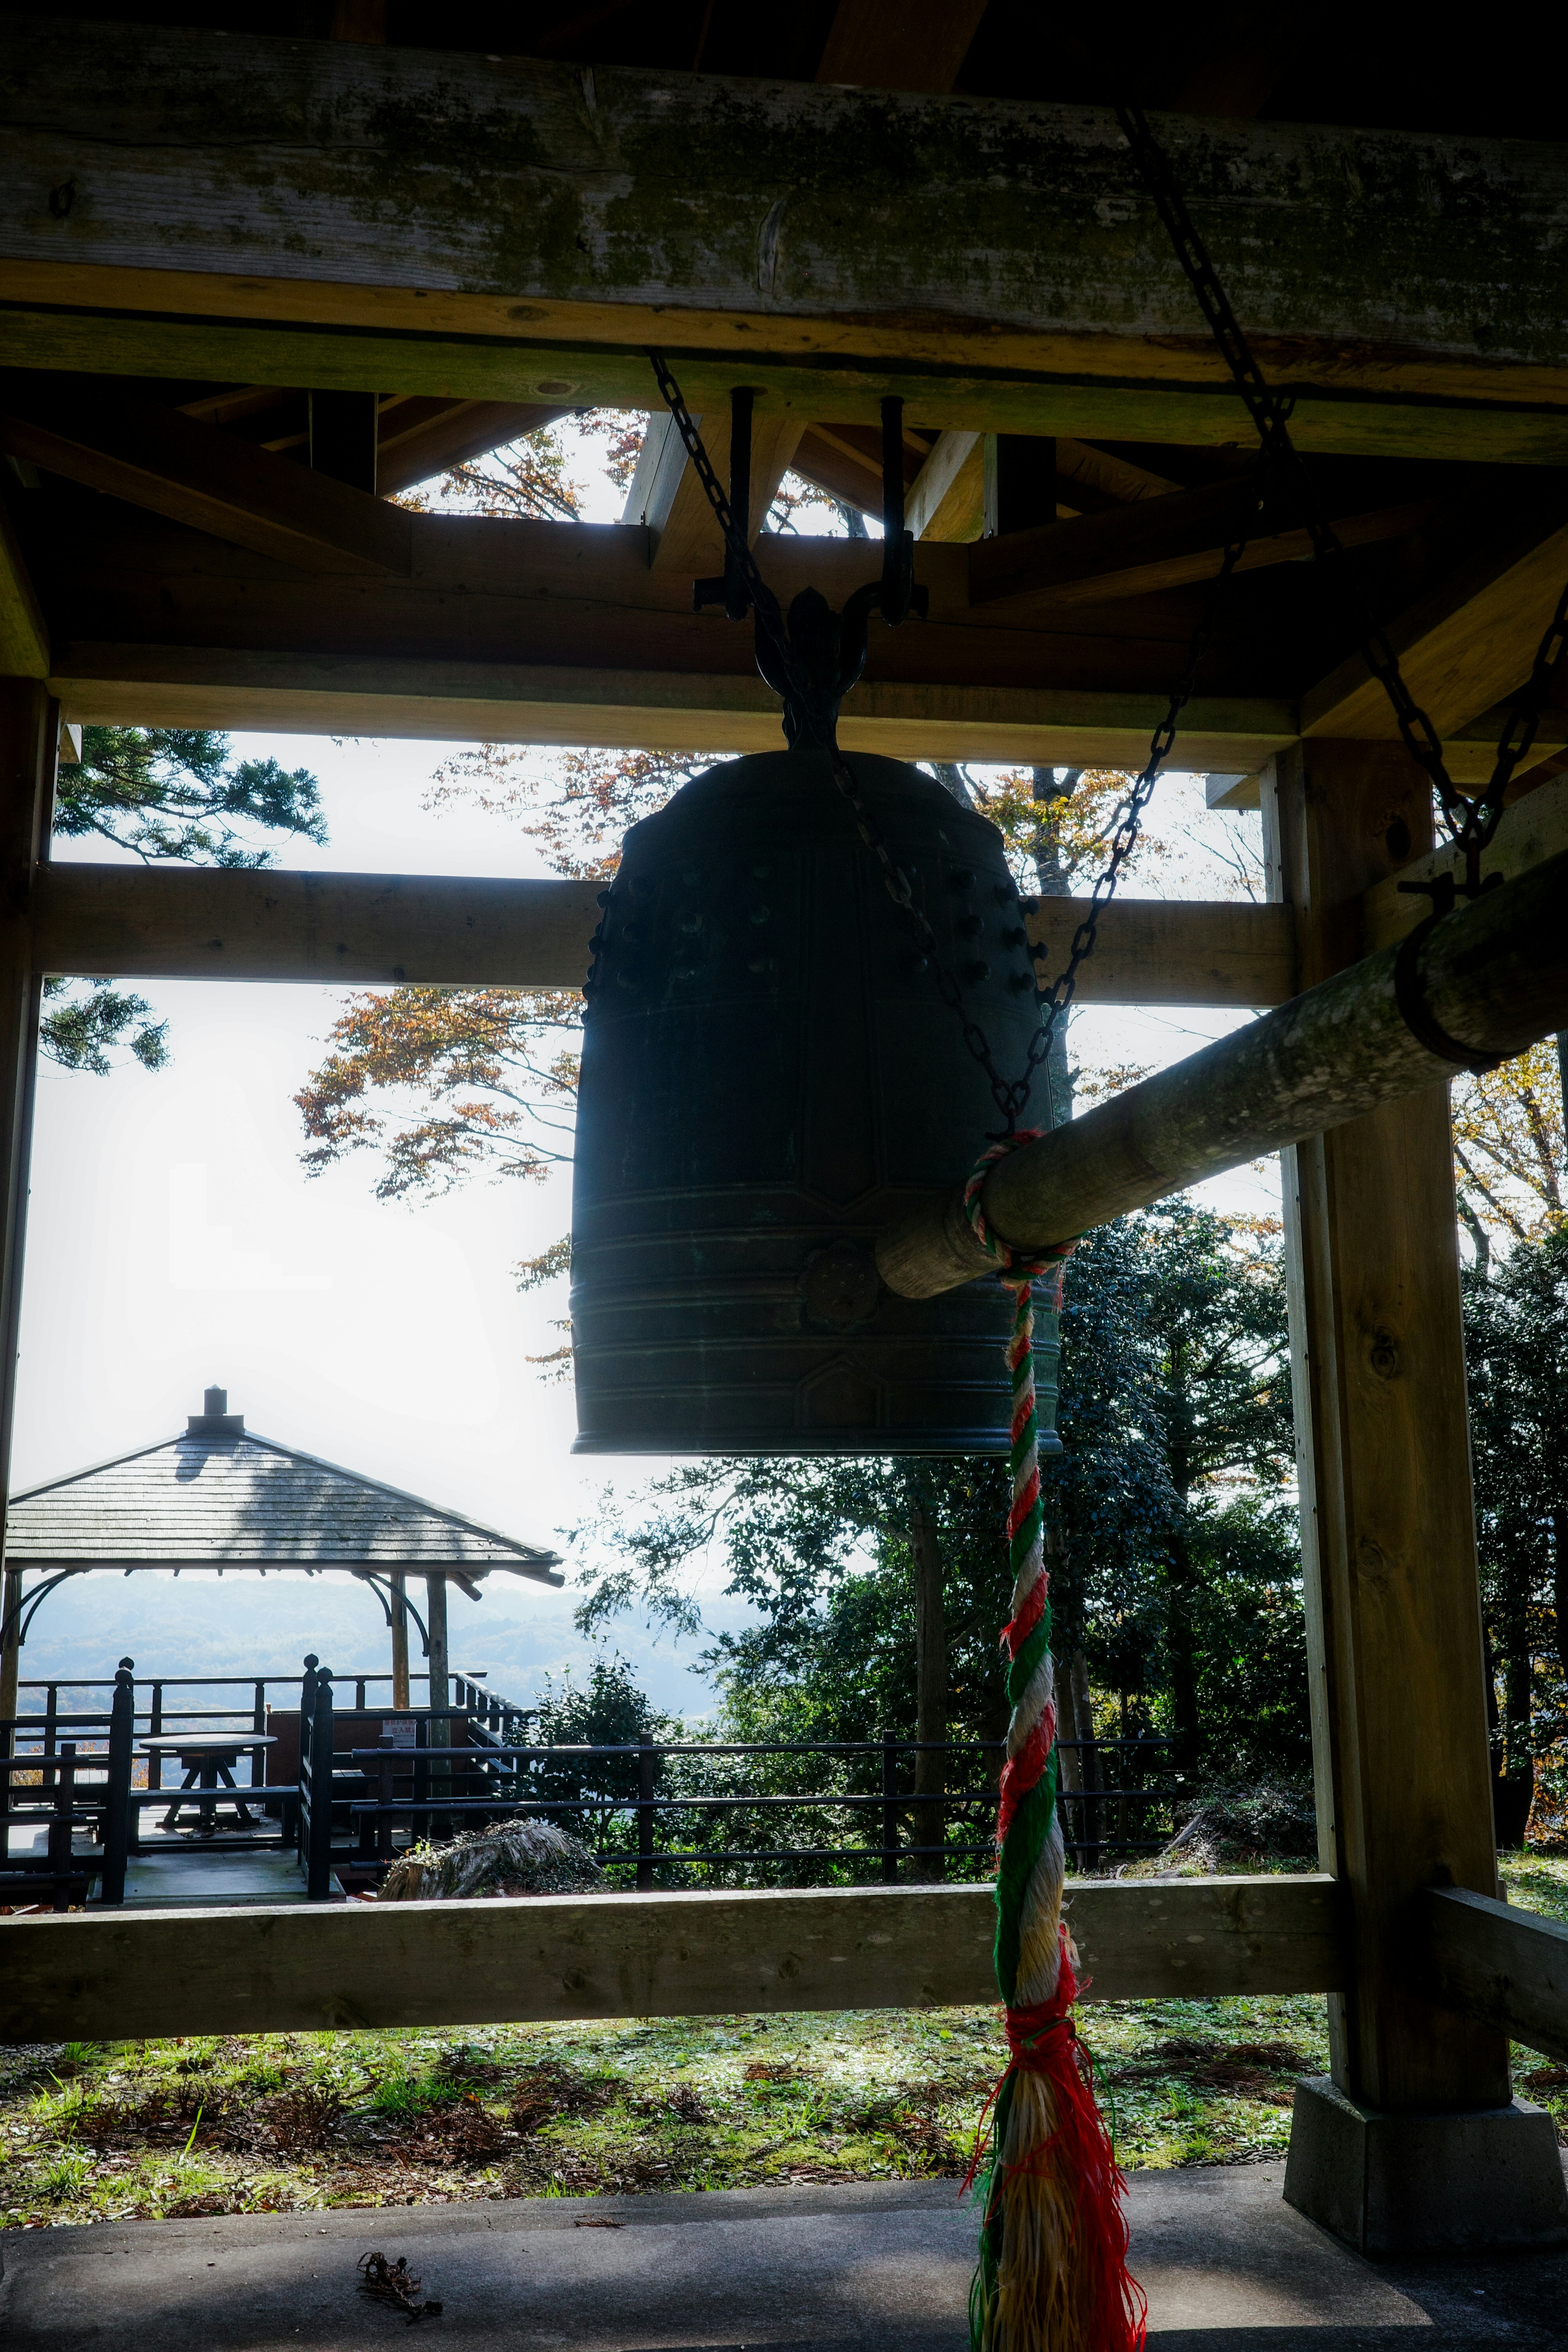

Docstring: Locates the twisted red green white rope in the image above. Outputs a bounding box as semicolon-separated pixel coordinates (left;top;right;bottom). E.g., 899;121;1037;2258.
962;1136;1144;2352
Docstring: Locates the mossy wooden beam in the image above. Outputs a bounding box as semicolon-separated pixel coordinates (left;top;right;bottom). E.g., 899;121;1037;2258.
0;1875;1345;2040
5;18;1568;460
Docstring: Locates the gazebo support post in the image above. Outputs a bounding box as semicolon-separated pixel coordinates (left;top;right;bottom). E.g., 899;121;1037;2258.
425;1570;450;1829
0;679;53;1744
390;1568;410;1710
1265;743;1568;2254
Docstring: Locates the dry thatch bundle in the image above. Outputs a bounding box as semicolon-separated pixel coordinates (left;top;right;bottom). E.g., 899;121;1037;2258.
380;1817;604;1902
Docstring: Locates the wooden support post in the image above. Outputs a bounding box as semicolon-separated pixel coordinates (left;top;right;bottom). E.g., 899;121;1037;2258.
425;1572;450;1828
1265;741;1568;2252
389;1568;410;1710
0;680;52;1743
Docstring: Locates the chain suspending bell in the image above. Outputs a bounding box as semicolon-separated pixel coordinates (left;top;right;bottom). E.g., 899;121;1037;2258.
570;362;1252;1457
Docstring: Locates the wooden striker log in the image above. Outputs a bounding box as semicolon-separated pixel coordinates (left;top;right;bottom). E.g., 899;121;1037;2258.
877;844;1568;1298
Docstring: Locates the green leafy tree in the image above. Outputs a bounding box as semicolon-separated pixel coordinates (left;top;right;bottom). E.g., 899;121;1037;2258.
1463;1229;1568;1814
43;726;324;1073
1131;1200;1296;1772
56;727;325;867
572;1204;1301;1857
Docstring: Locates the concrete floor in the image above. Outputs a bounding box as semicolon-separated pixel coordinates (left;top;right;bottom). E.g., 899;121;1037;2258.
4;2161;1567;2349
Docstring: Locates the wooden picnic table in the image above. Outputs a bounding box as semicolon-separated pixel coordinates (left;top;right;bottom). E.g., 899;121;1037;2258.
137;1733;277;1838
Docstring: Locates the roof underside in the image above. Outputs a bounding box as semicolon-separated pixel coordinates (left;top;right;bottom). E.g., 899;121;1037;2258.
5;1431;562;1576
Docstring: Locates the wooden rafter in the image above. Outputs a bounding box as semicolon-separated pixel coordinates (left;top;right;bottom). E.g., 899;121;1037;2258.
1303;501;1568;743
0;383;411;576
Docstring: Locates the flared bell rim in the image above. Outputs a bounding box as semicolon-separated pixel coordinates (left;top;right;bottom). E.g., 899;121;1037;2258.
570;1430;1067;1458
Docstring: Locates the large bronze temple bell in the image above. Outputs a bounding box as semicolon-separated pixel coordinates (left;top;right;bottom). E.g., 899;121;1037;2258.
570;746;1062;1455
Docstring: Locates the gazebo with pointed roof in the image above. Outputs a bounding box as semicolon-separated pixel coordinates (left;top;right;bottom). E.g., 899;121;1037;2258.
1;1387;563;1704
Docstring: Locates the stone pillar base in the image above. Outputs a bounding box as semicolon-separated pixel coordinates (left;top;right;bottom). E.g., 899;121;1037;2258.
1284;2075;1568;2256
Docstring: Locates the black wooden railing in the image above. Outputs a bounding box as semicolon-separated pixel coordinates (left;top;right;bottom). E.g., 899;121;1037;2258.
7;1658;1177;1906
338;1725;1179;1890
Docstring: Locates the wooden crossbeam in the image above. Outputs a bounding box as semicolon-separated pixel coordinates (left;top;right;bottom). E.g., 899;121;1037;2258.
1423;1886;1568;2064
0;1875;1345;2041
40;781;1561;1002
28;866;1294;1008
0;383;412;576
50;652;1295;771
34;508;1297;764
6;20;1568;462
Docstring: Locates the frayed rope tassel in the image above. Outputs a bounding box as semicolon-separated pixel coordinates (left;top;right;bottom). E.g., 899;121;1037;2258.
962;1140;1146;2352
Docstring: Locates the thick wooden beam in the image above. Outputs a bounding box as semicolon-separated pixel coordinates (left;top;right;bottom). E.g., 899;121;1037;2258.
1303;505;1568;744
0;385;412;576
31;866;603;989
1423;1886;1568;2065
0;1874;1344;2040
877;837;1568;1294
907;431;984;541
30;865;1291;1007
6;21;1568;461
50;651;1294;769
33;506;1298;760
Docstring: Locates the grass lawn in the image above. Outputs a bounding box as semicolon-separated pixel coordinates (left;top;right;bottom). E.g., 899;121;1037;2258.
7;1853;1564;2231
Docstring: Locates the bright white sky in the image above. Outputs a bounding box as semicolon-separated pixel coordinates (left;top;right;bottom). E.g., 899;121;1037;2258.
18;432;1278;1711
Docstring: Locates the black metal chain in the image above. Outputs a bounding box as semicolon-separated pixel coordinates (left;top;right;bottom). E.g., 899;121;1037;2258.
1021;521;1255;1100
647;351;1252;1131
1115;102;1568;899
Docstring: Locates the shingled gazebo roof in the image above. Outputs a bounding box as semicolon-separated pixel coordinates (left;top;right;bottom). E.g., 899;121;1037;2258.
4;1389;564;1587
